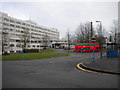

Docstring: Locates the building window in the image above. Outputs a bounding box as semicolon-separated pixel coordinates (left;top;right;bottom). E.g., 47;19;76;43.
22;23;25;25
4;18;9;21
37;45;39;47
28;45;31;47
35;26;38;29
16;40;20;42
31;41;34;43
16;50;21;53
27;28;30;30
22;27;26;29
3;44;8;46
3;28;9;30
38;41;41;43
3;23;9;26
10;19;15;23
10;24;15;27
10;51;14;53
10;44;14;47
10;39;15;42
16;25;21;28
16;44;21;47
31;25;34;27
10;29;13;31
33;45;35;47
26;24;30;26
16;21;21;24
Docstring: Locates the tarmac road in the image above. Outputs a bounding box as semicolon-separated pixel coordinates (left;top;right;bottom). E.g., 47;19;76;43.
2;49;118;88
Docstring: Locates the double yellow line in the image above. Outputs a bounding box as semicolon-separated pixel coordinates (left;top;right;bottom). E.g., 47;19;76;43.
77;63;119;77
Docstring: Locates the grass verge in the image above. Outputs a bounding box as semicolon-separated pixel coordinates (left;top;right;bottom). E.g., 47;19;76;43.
2;52;69;61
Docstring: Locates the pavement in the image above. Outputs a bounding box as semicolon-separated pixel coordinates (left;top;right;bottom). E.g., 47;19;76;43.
54;49;120;75
78;56;119;75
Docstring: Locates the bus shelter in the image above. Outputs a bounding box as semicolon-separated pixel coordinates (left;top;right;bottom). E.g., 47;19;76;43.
106;43;118;57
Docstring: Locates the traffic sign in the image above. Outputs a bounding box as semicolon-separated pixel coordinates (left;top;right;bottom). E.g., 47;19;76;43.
91;37;96;43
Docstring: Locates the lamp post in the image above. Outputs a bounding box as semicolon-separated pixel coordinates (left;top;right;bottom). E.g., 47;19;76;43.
22;44;24;60
96;21;103;58
67;29;70;54
91;22;93;38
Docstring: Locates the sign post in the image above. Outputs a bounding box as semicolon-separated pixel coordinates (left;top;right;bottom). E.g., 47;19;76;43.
91;37;96;62
22;45;24;60
91;45;95;62
92;49;95;62
91;37;96;43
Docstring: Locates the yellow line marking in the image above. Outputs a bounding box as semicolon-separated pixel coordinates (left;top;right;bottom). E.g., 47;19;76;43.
77;63;119;77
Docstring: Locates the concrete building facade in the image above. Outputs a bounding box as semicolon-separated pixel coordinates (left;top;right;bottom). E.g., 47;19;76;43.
0;12;59;53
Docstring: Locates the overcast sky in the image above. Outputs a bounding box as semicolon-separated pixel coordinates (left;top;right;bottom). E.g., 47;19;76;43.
0;1;118;39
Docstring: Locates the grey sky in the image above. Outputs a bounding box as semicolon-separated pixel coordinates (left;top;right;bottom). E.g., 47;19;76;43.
0;2;118;39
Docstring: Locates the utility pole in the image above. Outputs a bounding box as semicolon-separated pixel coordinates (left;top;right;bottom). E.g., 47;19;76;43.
96;21;102;58
1;12;4;54
91;22;93;38
115;28;117;43
67;29;70;54
29;9;32;47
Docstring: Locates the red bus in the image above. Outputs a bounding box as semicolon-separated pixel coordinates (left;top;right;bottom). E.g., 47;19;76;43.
74;42;100;52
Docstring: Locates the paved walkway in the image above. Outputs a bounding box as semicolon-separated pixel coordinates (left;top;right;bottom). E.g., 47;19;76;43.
53;49;119;74
82;57;119;74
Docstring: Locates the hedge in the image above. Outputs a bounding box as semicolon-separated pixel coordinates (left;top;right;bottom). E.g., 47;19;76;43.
24;49;39;53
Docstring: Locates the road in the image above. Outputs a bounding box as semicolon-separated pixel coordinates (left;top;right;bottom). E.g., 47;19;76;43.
2;49;118;88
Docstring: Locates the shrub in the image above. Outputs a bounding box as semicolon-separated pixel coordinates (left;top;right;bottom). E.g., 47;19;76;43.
24;49;39;53
3;51;10;55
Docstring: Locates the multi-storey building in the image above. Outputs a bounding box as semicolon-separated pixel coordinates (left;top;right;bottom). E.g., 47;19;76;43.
0;12;59;53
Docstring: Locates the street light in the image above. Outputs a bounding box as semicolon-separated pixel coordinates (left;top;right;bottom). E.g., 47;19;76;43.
90;22;93;38
96;21;103;58
22;44;24;60
67;28;70;54
96;21;102;29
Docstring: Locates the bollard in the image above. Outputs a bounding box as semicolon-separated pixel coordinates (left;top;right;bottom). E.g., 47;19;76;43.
92;49;95;62
100;51;102;58
22;48;24;60
81;50;82;53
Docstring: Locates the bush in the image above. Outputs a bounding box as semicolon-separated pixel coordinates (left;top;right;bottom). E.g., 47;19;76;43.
64;47;71;50
2;51;10;55
24;49;39;53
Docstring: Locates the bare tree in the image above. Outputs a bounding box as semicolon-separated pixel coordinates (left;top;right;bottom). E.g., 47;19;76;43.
42;32;51;49
118;32;120;43
0;13;10;54
75;22;92;43
109;20;118;43
75;21;106;46
69;34;76;44
2;28;10;54
95;25;106;45
0;28;2;54
20;27;30;50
